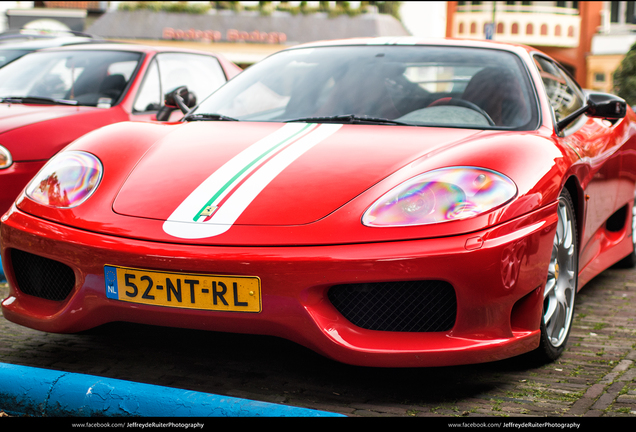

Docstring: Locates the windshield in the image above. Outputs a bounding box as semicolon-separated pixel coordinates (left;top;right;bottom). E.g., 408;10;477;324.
0;50;142;106
192;45;538;129
0;49;31;68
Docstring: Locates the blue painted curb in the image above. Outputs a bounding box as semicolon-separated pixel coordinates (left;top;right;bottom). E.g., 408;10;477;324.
0;363;344;417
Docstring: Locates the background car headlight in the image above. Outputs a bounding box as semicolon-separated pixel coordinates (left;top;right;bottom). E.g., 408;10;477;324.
26;151;103;208
362;167;517;227
0;144;12;169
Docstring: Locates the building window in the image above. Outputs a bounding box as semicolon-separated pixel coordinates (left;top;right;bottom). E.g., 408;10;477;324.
628;1;636;24
611;1;620;23
459;22;465;34
556;1;579;9
526;23;534;35
470;22;477;34
555;25;562;36
568;25;574;37
497;22;504;34
512;23;519;34
610;1;636;25
540;24;548;35
594;72;606;83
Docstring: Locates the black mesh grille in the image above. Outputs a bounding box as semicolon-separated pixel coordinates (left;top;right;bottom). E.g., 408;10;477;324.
328;280;457;332
10;249;75;301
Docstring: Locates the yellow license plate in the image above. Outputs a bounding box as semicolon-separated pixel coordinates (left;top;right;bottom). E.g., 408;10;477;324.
104;265;261;312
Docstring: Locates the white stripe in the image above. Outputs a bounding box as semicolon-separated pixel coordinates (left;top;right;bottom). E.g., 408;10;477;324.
366;37;396;45
395;37;419;45
367;37;405;45
163;123;342;239
211;123;342;225
164;122;313;225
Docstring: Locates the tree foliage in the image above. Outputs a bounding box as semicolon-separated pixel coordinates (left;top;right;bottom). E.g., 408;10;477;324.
368;1;402;20
118;1;403;20
613;42;636;105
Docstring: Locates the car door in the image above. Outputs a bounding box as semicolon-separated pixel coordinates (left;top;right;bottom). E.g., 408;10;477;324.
131;52;228;122
533;55;625;273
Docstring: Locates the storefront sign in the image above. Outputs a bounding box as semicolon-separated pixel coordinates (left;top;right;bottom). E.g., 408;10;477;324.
163;27;287;44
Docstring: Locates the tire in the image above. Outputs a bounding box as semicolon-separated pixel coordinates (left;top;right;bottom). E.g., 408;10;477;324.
534;189;578;362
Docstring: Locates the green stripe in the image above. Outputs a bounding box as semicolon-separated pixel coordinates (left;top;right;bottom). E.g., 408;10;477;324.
193;123;314;221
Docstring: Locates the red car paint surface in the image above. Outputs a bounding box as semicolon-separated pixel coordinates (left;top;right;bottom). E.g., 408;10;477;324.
2;38;635;367
0;43;241;215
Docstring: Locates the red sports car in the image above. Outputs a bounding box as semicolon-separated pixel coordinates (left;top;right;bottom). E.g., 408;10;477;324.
1;38;634;368
0;43;241;215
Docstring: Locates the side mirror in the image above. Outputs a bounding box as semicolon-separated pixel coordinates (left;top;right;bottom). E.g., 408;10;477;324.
156;86;197;121
585;93;626;119
556;92;626;133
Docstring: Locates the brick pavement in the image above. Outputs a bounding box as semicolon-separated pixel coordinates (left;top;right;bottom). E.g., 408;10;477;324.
0;266;635;418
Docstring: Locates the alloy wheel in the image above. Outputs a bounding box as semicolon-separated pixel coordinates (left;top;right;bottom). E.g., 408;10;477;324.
543;193;577;348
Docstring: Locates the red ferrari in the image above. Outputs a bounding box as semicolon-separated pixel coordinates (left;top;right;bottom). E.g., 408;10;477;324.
0;43;241;215
1;38;634;368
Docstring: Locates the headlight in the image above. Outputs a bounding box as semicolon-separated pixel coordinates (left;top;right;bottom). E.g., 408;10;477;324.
0;144;12;169
26;151;103;208
362;167;517;227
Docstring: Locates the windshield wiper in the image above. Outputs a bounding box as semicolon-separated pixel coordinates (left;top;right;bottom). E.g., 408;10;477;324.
183;113;239;122
0;96;78;106
285;114;409;125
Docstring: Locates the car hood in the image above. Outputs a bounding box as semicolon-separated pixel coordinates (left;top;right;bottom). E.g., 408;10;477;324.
111;121;483;238
0;103;125;161
0;103;85;133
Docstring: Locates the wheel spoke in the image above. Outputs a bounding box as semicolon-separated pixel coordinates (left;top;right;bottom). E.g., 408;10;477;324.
544;277;556;299
544;296;557;325
555;207;565;246
566;269;575;284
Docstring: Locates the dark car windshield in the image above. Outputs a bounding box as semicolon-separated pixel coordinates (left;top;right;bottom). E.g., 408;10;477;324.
191;45;538;130
0;49;31;68
0;50;141;107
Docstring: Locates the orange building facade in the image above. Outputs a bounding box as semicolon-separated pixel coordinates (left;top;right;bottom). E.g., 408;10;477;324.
445;1;602;88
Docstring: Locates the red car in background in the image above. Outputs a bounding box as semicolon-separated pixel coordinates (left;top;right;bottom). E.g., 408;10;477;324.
0;43;241;214
1;38;635;368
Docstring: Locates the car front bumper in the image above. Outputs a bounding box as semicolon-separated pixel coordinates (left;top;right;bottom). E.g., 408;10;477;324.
1;203;558;367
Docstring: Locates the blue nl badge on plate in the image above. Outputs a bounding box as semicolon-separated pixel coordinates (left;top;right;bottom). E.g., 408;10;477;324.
104;266;119;299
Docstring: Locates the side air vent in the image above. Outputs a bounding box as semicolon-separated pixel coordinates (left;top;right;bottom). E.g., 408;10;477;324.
10;249;75;301
328;280;457;332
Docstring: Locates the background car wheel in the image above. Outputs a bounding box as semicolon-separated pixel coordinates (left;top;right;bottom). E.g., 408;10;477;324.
535;189;578;362
613;193;636;268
